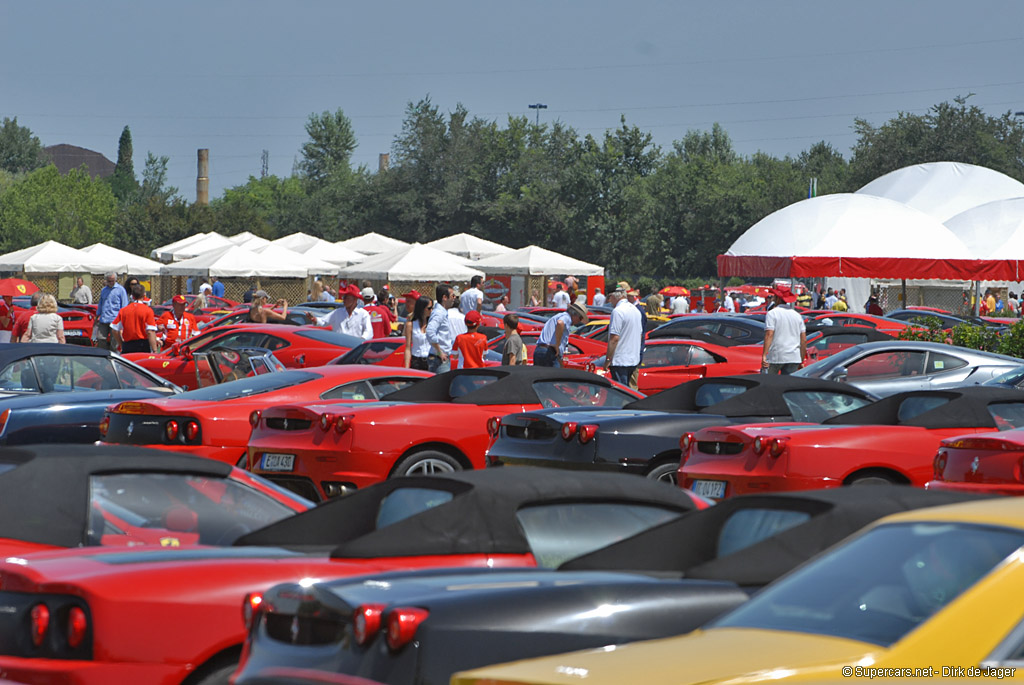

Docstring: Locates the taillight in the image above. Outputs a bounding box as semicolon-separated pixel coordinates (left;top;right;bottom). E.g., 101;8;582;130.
486;416;502;438
0;409;9;436
164;420;179;442
184;421;199;441
752;437;766;455
679;432;694;452
98;416;109;438
319;414;335;431
933;450;947;478
249;410;261;428
242;592;263;630
385;607;429;651
30;604;49;647
353;603;386;646
561;422;578;441
578;424;598;444
768;437;789;458
335;415;353;434
66;607;87;649
585;362;595;373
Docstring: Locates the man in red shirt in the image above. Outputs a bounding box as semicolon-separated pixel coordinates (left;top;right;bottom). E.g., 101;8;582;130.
362;287;395;338
452;310;488;368
157;294;199;350
10;292;42;343
112;284;159;354
0;294;14;343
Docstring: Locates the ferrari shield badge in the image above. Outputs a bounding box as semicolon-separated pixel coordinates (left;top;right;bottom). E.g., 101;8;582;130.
126;421;134;437
159;537;181;547
970;457;980;475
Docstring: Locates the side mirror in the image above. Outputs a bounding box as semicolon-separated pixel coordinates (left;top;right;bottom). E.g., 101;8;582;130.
830;366;848;382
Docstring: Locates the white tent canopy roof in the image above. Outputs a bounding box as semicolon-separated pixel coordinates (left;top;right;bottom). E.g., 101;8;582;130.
856;162;1024;223
293;239;366;267
338;243;483;281
944;197;1024;260
159;244;309;278
0;241;123;274
81;243;163;274
425;233;513;260
151;232;234;262
252;244;338;275
726;193;970;259
338;232;409;255
270;232;323;252
228;231;271;249
472;245;604;276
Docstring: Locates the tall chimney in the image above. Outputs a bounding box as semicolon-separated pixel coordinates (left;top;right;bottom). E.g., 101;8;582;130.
378;153;390;172
196;149;209;205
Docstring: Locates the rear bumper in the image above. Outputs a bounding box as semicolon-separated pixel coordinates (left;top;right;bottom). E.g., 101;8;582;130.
0;656;184;685
925;480;1024;496
681;472;840;498
248;445;393;501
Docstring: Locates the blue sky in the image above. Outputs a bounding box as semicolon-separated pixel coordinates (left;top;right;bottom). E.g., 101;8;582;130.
3;1;1023;199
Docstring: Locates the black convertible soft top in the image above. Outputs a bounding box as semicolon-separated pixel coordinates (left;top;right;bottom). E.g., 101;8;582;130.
823;386;1024;428
627;374;874;416
0;343;113;365
650;329;742;348
234;467;698;558
384;366;617;406
0;444;232;548
559;486;985;586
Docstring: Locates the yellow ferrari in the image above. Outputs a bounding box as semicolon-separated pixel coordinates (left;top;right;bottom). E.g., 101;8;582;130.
453;497;1024;684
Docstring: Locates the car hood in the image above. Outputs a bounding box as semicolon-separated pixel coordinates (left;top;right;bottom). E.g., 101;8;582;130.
452;627;877;685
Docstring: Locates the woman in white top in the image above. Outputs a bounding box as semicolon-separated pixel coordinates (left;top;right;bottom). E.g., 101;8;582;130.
404;296;433;371
23;294;65;344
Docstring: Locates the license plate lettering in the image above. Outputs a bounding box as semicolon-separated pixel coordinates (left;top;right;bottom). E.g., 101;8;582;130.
65;330;83;336
261;453;295;471
690;480;726;499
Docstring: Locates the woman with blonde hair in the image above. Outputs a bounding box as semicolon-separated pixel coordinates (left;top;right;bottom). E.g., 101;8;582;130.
23;294;65;343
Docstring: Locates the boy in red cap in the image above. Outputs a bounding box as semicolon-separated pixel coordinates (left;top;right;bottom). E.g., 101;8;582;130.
158;294;199;349
452;310;488;368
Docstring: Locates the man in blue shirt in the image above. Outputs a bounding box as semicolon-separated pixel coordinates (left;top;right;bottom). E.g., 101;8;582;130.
426;284;455;373
534;302;588;367
93;271;129;349
210;276;225;299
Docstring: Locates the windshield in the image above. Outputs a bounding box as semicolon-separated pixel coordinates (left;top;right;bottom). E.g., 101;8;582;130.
174;369;319;401
294;329;366;349
985;365;1024;388
715;522;1024;647
334;340;403;365
782;390;873;422
793;344;865;379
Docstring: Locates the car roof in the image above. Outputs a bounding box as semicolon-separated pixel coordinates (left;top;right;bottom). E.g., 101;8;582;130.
0;444;232;548
234;467;699;558
384;365;618;405
646;329;743;348
839;339;1021;361
560;487;985;586
0;343;112;364
868;495;1024;530
823;386;1024;428
627;374;873;416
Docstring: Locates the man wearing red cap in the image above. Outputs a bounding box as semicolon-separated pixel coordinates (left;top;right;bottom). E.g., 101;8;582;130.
452;310;488;368
762;285;805;375
305;284;372;340
158;294;198;350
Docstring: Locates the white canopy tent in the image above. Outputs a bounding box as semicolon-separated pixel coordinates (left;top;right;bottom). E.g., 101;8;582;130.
856;161;1024;223
337;243;483;281
0;241;122;273
425;233;513;260
81;243;163;274
159;245;309;278
227;231;271;249
945;197;1024;260
151;232;234;262
252;244;338;275
293;239;366;267
338;232;409;255
270;232;323;252
472;245;603;276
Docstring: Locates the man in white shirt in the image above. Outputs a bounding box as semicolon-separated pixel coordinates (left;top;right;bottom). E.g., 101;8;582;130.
604;289;643;387
448;306;467;338
551;284;570;310
70;277;92;304
722;292;735;313
427;284;456;373
592;288;605;308
460;276;484;315
671;295;689;315
762;285;806;375
305;284;372;340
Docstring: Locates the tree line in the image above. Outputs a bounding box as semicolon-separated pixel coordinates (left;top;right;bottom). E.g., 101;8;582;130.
1;96;1021;292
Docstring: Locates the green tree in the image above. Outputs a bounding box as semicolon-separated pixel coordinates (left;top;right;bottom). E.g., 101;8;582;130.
298;109;357;187
108;126;139;203
0;165;116;250
139;152;179;203
0;117;47;175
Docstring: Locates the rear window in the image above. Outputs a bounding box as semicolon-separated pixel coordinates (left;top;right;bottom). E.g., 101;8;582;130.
534;380;635;408
449;374;500;398
174;370;319;401
334;340;403;365
926;351;967;374
694;382;749;408
718;508;811;557
783;391;873;423
294;329;366;349
989;403;1024;430
897;396;950;422
516;502;681;568
376;487;454;529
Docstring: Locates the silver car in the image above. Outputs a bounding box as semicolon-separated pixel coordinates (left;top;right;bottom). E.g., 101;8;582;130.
793;340;1024;397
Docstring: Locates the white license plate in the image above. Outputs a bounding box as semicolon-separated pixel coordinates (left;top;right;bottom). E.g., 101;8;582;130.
690;479;726;499
65;330;84;336
260;453;295;471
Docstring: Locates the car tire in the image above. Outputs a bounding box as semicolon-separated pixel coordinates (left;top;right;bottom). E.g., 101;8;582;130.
846;472;899;486
645;462;680;485
192;662;236;685
392;450;462;477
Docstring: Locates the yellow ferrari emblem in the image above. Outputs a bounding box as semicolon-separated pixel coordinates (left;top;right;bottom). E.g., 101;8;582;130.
159;537;181;547
162;361;170;367
16;285;26;294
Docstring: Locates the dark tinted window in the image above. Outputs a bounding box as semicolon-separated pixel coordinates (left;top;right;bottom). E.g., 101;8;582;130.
689;347;719;365
989;403;1024;430
783;391;873;422
533;380;635;408
370;378;418;398
449;374;500;398
718;509;811;557
335;341;403;365
174;370;319;401
847;350;927;379
694;382;748;408
376;487;453;529
926;351;967;375
294;329;366;349
321;381;373;401
897;396;950;422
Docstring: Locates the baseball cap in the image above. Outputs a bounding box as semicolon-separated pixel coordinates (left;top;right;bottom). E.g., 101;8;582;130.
465;310;482;326
253;289;269;300
171;294;187;304
340;284;362;298
361;286;375;300
403;289;422;300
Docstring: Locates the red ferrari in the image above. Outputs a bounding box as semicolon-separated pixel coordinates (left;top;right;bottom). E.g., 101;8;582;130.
679;386;1024;500
125;323;367;386
0;468;700;685
807;312;916;336
247;366;640;501
101;366;431;466
926;428;1024;496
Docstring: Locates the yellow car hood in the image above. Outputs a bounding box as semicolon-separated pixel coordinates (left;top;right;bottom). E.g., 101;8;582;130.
452;628;877;685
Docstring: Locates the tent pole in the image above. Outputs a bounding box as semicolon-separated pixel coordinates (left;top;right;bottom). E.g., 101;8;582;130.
974;281;981;317
901;279;907;310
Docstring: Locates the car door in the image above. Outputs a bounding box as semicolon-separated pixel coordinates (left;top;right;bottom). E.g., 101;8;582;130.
639;344;708;393
841;349;930;396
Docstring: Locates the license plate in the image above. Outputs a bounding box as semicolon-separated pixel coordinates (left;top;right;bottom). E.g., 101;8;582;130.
690;480;726;499
65;330;83;336
260;453;295;471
